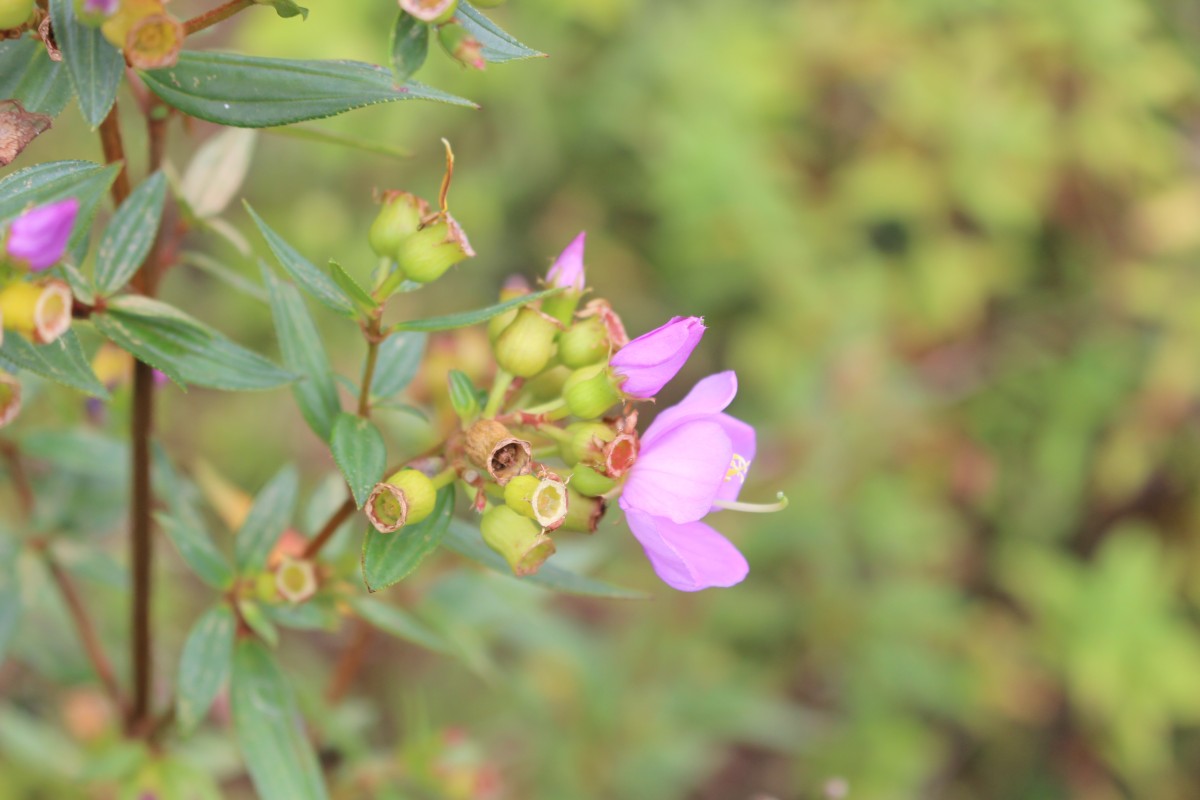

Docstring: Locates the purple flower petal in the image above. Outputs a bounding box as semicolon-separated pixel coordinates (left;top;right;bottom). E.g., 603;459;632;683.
624;508;748;591
620;419;732;523
712;413;756;503
610;316;705;399
642;370;737;447
82;0;118;14
6;198;78;271
545;231;586;292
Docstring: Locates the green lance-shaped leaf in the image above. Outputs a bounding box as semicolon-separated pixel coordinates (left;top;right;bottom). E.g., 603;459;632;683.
95;172;168;296
141;52;476;129
346;595;451;656
389;288;563;333
254;0;309;19
93;295;296;391
390;11;429;84
441;518;647;599
0;38;72;117
246;203;355;317
362;486;454;592
235;465;299;572
0;160;120;261
456;1;545;63
176;605;236;734
328;260;378;315
231;638;329;800
330;413;386;509
48;0;123;127
263;265;341;441
238;600;280;647
370;332;426;399
447;369;481;423
0;332;108;398
158;503;235;591
181;128;258;220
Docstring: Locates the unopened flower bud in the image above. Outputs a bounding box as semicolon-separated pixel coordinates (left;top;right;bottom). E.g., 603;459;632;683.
438;21;485;71
395;214;474;284
480;505;555;576
366;468;437;533
560;487;606;534
610;315;705;399
464;419;532;485
369;191;429;259
0;0;33;30
541;232;586;323
520;364;571;404
563;364;621;419
5;198;77;271
494;307;561;378
559;421;614;466
487;275;530;343
558;315;610;369
568;464;616;497
399;0;456;23
274;558;317;604
81;0;119;18
503;473;569;530
0;371;21;427
0;279;73;344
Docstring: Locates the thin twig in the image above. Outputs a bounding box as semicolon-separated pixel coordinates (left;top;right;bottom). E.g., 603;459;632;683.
41;549;124;707
324;618;374;704
98;105;131;206
301;498;356;560
183;0;254;36
0;442;34;520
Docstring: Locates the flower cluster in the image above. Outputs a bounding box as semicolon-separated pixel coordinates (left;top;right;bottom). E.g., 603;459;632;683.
0;199;79;428
366;225;779;591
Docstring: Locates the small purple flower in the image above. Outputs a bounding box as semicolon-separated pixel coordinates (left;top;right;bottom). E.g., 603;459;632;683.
610;315;705;399
618;371;755;591
82;0;119;14
545;231;586;292
6;198;78;271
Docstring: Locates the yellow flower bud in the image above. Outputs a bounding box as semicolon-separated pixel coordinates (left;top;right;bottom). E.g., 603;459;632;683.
366;468;437;533
493;307;561;378
480;505;555;576
0;279;72;344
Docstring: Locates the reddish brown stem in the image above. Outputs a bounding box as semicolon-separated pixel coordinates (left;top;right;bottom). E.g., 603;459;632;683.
183;0;254;36
0;442;33;519
302;497;356;560
42;550;124;707
325;618;374;704
97;105;131;206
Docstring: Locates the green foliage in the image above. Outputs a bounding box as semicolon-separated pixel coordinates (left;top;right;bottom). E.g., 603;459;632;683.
175;604;236;733
234;465;299;572
390;11;430;84
231;638;329;800
140;52;475;128
389;288;563;332
330;412;386;508
0;38;71;116
94;172;167;296
47;0;122;127
362;486;454;591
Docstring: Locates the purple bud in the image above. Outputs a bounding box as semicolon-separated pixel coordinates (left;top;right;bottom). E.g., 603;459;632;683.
6;198;78;271
82;0;119;14
545;232;586;292
609;316;705;399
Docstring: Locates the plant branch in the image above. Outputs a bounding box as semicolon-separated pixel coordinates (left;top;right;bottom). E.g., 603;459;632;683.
183;0;254;36
98;104;131;206
358;318;383;417
301;497;356;560
41;549;124;707
325;618;373;704
0;441;34;520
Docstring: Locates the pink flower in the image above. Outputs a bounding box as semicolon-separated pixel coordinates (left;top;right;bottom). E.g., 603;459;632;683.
545;231;586;292
618;371;755;591
82;0;118;14
6;199;78;271
610;315;705;399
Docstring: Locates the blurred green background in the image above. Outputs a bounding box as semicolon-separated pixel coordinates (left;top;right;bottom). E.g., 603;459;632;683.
12;0;1200;797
